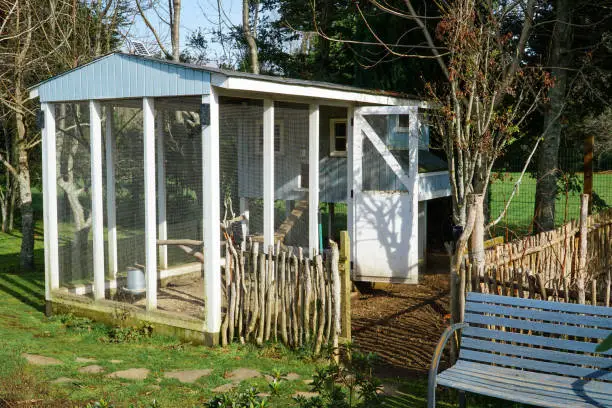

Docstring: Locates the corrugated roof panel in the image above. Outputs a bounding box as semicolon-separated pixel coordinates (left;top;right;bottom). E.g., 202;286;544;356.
37;54;211;102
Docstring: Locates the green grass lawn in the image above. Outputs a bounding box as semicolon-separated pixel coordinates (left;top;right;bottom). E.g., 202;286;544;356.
0;269;514;407
0;271;324;407
489;172;612;238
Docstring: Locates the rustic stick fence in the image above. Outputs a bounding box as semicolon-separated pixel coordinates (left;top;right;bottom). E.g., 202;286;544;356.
466;196;612;306
219;233;351;353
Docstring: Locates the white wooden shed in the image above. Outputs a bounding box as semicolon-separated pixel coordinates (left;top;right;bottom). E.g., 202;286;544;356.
30;52;450;343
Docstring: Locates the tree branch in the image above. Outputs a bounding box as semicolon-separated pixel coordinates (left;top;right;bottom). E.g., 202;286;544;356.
135;0;172;59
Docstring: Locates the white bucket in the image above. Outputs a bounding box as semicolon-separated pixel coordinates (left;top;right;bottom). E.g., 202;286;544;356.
126;266;146;293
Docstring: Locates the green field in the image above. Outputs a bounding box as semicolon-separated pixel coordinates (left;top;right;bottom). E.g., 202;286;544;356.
489;172;612;238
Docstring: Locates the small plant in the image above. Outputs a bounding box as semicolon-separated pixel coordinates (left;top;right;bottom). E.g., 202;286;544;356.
98;324;153;343
205;387;268;407
597;333;612;352
268;378;282;396
297;343;382;408
50;313;93;332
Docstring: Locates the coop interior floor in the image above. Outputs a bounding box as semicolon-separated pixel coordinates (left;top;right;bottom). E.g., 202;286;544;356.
117;274;206;320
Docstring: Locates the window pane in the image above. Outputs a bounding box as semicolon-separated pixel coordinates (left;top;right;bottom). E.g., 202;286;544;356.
335;135;346;152
398;114;410;129
334;122;346;137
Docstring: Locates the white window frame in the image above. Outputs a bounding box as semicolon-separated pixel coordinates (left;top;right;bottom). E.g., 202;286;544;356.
393;114;411;134
256;119;284;155
329;118;348;157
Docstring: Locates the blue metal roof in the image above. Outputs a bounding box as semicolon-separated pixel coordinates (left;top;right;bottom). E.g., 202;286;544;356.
32;52;421;104
34;53;211;102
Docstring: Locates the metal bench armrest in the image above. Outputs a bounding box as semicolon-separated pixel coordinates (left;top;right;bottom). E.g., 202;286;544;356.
427;322;468;408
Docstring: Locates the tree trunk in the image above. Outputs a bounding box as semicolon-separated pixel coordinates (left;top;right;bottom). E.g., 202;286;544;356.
534;0;572;233
242;0;259;74
15;86;35;271
171;0;181;61
470;194;485;278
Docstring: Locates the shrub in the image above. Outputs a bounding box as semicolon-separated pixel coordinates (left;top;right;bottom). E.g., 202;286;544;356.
205;387;268;408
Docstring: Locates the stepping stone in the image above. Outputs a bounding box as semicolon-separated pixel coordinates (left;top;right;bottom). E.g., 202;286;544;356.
164;369;212;383
257;392;271;398
225;368;261;382
107;368;150;380
264;374;275;383
212;383;236;393
285;372;300;381
51;377;77;385
109;359;123;364
379;383;399;396
303;379;313;385
78;364;104;374
22;353;62;366
75;357;97;363
293;391;319;399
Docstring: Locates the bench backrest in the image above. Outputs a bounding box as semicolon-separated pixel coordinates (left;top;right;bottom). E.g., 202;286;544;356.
461;292;612;382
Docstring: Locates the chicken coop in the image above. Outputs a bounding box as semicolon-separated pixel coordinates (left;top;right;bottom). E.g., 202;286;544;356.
30;52;451;343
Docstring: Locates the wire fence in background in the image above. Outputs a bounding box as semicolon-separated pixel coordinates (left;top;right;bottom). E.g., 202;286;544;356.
489;137;612;239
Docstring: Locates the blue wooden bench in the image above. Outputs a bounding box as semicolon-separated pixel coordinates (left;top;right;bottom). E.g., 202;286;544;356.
428;292;612;408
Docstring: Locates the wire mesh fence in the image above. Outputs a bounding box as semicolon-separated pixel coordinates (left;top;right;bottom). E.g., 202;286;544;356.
489;138;612;239
56;103;95;287
162;109;203;267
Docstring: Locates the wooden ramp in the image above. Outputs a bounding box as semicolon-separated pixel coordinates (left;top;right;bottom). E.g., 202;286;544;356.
252;200;309;244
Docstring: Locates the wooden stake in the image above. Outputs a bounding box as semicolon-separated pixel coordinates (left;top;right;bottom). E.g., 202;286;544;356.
330;241;341;362
578;194;589;304
314;255;325;355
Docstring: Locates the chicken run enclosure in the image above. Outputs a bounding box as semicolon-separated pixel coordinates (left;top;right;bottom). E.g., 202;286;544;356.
32;53;451;344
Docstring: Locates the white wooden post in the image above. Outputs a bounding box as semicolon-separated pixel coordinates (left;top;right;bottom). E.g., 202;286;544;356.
89;101;105;300
239;197;249;238
42;103;59;301
105;107;118;279
263;99;275;251
202;88;221;344
352;110;362;273
308;104;320;254
346;106;354;266
407;109;420;277
156;110;168;269
143;97;157;310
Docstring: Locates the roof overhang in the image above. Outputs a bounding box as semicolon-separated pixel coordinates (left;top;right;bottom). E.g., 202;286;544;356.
211;73;424;107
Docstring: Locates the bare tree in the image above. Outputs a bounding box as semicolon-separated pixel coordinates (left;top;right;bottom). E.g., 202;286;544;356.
135;0;181;60
0;0;127;271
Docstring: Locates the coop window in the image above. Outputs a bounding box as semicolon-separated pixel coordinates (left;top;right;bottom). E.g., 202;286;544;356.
330;118;347;157
257;120;284;154
389;114;410;150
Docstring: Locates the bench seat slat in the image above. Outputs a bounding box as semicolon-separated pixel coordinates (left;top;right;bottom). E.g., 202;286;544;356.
466;301;612;329
439;368;612;403
466;292;612;316
454;361;612;395
465;312;611;339
459;349;612;380
463;326;612;355
460;337;611;368
438;364;612;407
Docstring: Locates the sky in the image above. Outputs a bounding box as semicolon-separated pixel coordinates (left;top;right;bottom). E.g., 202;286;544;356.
130;0;244;61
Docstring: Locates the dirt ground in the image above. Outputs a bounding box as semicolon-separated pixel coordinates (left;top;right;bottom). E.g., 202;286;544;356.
351;253;451;378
